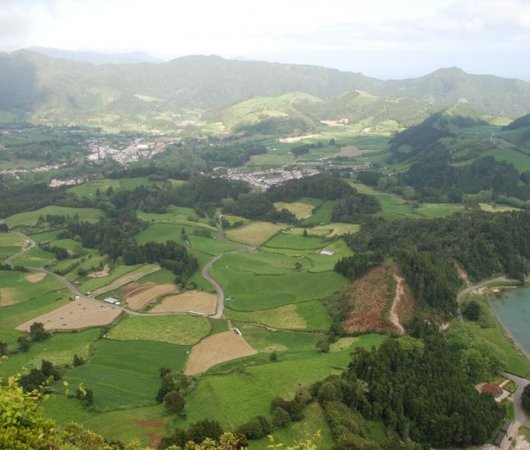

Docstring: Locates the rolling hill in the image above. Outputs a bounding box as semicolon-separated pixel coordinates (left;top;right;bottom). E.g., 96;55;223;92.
1;51;530;130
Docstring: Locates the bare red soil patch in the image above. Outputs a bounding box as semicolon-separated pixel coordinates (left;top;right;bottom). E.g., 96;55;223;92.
134;419;166;448
342;265;394;334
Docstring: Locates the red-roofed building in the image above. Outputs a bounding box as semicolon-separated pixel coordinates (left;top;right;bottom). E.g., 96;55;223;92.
480;383;503;398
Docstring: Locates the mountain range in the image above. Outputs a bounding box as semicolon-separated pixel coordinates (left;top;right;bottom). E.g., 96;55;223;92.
1;50;530;131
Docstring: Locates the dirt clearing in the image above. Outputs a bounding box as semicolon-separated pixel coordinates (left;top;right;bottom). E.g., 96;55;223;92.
88;264;110;278
342;265;396;334
184;330;257;375
150;291;216;315
279;134;321;143
390;274;406;335
125;283;177;310
25;272;46;283
92;265;160;297
337;145;362;157
15;300;122;331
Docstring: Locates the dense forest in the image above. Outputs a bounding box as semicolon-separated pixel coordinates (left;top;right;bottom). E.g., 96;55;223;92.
312;332;503;449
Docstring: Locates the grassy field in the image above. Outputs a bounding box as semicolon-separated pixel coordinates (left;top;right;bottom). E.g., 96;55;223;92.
274;201;314;220
0;329;100;377
78;264;147;293
0;231;23;259
5;206;103;228
43;397;167;446
216;267;346;311
68;177;154;197
225;221;285;246
264;232;328;251
483;148;530;172
226;300;331;331
349;182;463;219
11;246;56;268
180;333;386;430
300;201;334;225
107;315;211;346
219;250;311;275
62;339;190;411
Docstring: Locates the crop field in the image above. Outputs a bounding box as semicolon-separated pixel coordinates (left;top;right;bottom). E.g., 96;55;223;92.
214;267;346;311
0;328;100;377
137;206;212;228
107;315;211;345
28;229;64;244
151;290;217;315
184;330;257;375
5;206;103;228
122;282;177;310
90;264;160;296
273;201;314;220
226;300;331;331
15;300;122;332
225;221;285;246
63;339;190;411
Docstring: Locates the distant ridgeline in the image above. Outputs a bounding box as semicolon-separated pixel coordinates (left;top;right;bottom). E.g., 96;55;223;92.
337;210;530;318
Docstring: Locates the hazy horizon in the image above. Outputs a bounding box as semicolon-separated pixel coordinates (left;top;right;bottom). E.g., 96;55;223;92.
2;0;530;80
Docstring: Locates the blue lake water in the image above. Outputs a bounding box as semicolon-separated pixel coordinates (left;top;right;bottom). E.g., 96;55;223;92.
491;287;530;357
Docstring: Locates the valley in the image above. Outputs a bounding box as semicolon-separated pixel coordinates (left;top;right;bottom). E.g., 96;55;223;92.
2;51;530;450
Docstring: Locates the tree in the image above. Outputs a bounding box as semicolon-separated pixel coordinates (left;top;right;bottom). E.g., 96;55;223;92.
522;385;530;415
164;390;186;416
270;351;278;362
464;300;481;321
187;419;223;444
237;416;271;440
76;386;93;407
73;354;85;367
29;322;50;342
19;369;48;392
41;360;61;381
303;229;308;238
0;377;59;449
17;336;31;352
273;407;291;428
0;341;7;356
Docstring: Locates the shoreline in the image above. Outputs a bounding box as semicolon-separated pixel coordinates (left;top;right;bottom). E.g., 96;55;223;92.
488;291;530;362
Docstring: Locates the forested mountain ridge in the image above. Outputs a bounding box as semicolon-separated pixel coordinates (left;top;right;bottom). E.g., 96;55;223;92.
2;51;530;129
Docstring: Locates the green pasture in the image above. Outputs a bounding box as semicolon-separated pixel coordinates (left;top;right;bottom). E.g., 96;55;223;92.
349;182;463;219
215;267;346;311
68;177;153;197
137;206;213;228
181;333;386;430
264;232;328;251
483;148;530;172
11;246;56;268
29;229;65;244
43;397;167;446
251;402;334;450
219;250;311;275
63;339;190;411
0;231;23;259
0;271;65;306
300;201;334;225
0;327;24;352
227;300;331;331
225;221;285;246
0;329;100;377
107;315;211;346
5;206;102;228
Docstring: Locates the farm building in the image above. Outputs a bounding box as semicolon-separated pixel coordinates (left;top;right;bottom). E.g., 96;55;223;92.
104;297;121;305
320;249;335;256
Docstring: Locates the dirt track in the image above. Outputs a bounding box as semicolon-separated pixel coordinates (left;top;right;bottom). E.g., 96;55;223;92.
390;274;405;335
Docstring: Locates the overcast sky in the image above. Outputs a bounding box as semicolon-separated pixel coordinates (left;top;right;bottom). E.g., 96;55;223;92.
1;0;530;79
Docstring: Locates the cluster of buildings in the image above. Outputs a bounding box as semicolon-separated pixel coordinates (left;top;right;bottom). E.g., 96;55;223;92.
48;177;85;188
86;137;177;164
0;163;66;178
220;167;319;191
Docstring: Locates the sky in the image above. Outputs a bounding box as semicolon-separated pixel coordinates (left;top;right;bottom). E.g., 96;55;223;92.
1;0;530;79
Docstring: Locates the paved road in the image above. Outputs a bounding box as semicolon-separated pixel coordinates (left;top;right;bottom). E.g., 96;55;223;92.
3;220;256;320
504;373;530;428
456;275;510;323
204;246;255;319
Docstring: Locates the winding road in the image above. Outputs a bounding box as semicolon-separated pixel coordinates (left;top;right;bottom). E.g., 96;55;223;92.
2;219;255;320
